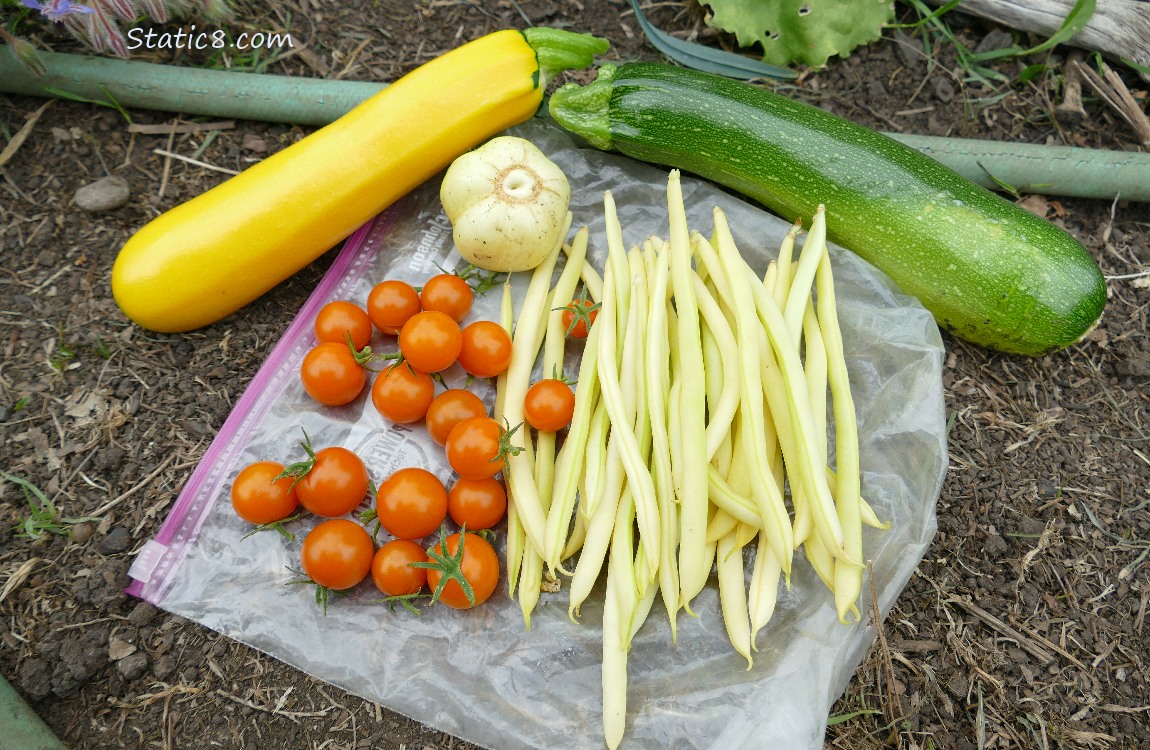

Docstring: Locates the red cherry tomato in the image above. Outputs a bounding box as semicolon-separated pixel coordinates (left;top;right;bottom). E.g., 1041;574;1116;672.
375;467;448;540
425;531;499;609
524;379;576;432
300;342;366;407
457;321;513;378
425;389;487;446
295;446;370;517
230;461;298;525
447;476;507;530
315;300;372;351
399;310;462;373
301;519;374;591
367;280;421;335
371;363;435;424
371;539;429;597
419;273;473;322
445;416;516;480
560;297;599;339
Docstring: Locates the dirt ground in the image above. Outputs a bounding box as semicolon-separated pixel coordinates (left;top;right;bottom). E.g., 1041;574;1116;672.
1;1;1148;748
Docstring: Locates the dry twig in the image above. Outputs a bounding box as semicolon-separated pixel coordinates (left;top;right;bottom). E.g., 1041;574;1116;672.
867;561;906;726
1073;59;1150;145
0;101;52;169
150;149;241;176
949;596;1089;669
0;557;40;606
88;454;177;519
1055;50;1087;123
128;121;236;135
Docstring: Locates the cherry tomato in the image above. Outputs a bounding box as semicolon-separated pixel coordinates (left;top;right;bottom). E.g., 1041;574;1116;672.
371;539;428;597
230;461;298;525
315;300;372;351
457;321;513;379
425;531;499;609
367;279;421;335
445;416;516;480
524;379;576;432
295;446;370;517
561;297;599;339
371;363;435;424
425;389;487;446
375;467;448;540
301;519;374;591
300;341;366;407
448;477;507;530
419;273;473;322
399;310;462;373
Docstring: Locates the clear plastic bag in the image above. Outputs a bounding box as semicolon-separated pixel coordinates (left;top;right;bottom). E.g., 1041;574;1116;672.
127;117;947;750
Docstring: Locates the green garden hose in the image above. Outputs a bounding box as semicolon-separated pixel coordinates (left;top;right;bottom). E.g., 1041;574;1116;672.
1;47;1148;202
0;675;69;750
0;48;381;126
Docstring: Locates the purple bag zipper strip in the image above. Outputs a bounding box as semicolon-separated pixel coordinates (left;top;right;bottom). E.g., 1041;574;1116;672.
126;215;390;600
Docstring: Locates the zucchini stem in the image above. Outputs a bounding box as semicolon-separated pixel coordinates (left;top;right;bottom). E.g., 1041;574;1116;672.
523;29;609;88
548;65;617;150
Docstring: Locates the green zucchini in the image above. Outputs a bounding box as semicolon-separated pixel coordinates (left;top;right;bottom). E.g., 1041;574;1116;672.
548;63;1106;356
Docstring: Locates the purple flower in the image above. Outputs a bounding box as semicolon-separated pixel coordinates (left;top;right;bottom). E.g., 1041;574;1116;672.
19;0;95;22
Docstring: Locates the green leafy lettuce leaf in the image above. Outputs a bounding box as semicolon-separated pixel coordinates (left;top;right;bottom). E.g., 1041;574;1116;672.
703;0;896;68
